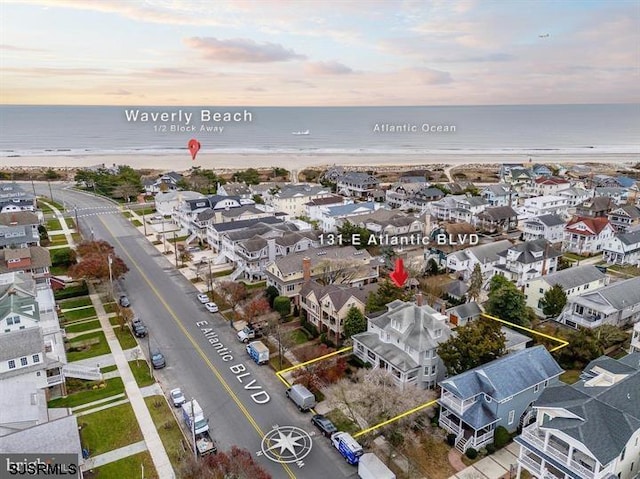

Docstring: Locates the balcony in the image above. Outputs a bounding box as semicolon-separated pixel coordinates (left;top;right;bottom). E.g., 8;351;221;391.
439;414;462;436
440;391;476;416
46;374;64;386
520;426;598;479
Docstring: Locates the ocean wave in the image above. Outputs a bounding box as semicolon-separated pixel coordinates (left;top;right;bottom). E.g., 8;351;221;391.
1;145;639;158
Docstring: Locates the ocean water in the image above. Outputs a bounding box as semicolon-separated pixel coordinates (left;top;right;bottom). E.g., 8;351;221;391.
0;104;638;157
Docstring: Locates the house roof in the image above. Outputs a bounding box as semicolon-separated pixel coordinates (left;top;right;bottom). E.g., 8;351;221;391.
444;280;469;298
277;184;330;199
220;205;263;218
0;211;39;226
457;399;499;429
616;229;640;246
300;280;376;311
272;246;372;276
0;293;40;323
0;246;51;273
535;354;640;465
440;346;563;401
221;182;252;196
565;216;611;235
578;196;614;212
0;327;44;362
483;184;511;196
525;214;565;227
478;206;518;221
610;204;640;219
496;239;562;264
325;202;376;217
570;276;640;311
416;187;445;198
154;190;203;203
209;216;283;233
338;172;379;186
354;332;419;371
305;195;345;207
534;177;569;185
616;176;637;188
452;239;512;264
539;265;606;290
445;302;482;320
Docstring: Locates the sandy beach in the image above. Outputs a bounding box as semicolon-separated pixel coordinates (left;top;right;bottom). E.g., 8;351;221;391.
0;152;637;172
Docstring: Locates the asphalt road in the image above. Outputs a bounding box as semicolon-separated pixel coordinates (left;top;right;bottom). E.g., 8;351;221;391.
32;183;358;479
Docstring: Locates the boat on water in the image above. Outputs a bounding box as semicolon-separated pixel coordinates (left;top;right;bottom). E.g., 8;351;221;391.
292;130;310;136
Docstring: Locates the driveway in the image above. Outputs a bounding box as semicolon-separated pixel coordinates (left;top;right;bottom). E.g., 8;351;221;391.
450;442;520;479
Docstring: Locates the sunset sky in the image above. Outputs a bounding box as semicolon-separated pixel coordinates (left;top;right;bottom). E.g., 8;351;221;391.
1;0;638;106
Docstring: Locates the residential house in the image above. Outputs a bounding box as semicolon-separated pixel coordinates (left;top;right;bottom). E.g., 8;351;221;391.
142;171;182;194
557;187;592;209
439;346;563;453
339;209;426;242
476;206;519;233
607;204;640;233
408;187;446;210
443;280;468;302
494;239;562;287
249;182;287;203
207;216;285;253
516;353;640;479
451;196;488;224
0;211;40;248
271;184;332;217
562;217;616;255
631;322;640;353
593;174;619;188
425;222;476;265
616;176;637;189
602;229;640;266
499;164;525;181
0;247;51;284
531;164;554;177
446;239;512;280
0;183;37;213
524;265;608;316
595;187;629;206
482;184;516;208
218;182;253;199
305;195;349;222
174;194;244;241
532;177;570;196
265;246;379;301
507;168;535;191
445;302;482;327
521;214;566;243
423;195;462;221
154;190;204;217
318;201;377;233
299;280;376;343
321;165;345;183
556;276;640;329
575;196;615;218
352;295;451;389
520;196;569;220
336;172;379;199
447;181;475;195
386;182;427;209
213;205;272;224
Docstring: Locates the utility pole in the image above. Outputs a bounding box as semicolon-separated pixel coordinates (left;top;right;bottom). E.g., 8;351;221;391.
30;173;36;196
162;219;167;254
191;398;197;460
207;259;213;295
142;210;147;236
108;254;114;301
47;179;54;202
173;231;179;267
147;330;153;379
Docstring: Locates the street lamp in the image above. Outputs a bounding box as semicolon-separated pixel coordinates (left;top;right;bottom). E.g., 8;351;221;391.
173;231;179;267
108;254;114;301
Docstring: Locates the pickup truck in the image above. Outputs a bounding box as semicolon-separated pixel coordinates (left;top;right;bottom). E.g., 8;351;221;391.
236;320;269;343
193;430;217;457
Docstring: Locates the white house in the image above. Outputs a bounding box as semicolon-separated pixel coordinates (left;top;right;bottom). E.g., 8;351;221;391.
562;217;616;255
516;353;640;479
450;196;488;224
594;187;629;206
521;196;569;219
532;177;570;196
446;239;512;280
631;322;640;353
556;276;640;329
270;184;332;217
154;190;204;217
557;187;592;208
305;195;349;222
521;214;565;243
602;229;640;266
524;265;608;316
352;295;451;390
607;204;640;233
493;239;562;287
318;201;378;233
481;184;516;208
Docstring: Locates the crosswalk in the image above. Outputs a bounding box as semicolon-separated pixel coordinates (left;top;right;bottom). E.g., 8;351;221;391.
63;206;121;219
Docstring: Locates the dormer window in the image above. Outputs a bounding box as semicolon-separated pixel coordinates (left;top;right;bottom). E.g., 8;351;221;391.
434;329;442;338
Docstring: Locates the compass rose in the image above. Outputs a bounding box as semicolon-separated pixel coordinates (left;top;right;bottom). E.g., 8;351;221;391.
259;425;313;465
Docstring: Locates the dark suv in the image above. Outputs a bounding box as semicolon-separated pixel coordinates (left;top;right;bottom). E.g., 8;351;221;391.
119;295;131;308
131;319;147;338
151;350;166;369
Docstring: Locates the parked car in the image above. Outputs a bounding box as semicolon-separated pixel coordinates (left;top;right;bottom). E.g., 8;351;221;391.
285;384;316;412
151;350;166;369
119;295;130;308
170;388;186;407
311;414;337;438
197;293;209;304
132;319;147;338
205;302;219;313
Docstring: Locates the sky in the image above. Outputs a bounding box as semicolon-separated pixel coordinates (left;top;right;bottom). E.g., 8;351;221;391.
1;0;639;106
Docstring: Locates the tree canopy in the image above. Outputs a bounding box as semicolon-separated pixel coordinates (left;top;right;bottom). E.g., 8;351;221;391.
437;318;506;375
74;165;142;198
336;220;370;250
485;275;530;326
467;263;483;302
366;280;409;313
343;306;367;339
540;284;567;318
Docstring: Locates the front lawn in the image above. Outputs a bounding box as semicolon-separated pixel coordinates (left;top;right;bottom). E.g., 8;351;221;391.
103;302;117;314
325;408;360;435
48;377;124;408
79;403;143;456
62;306;97;322
49;236;69;246
66;331;110;362
90;451;155;479
144;396;187;467
608;264;640;277
115;327;138;350
269;354;294;372
55;282;89;300
59;296;93;310
132;219;143;227
289;328;309;345
46;218;62;231
65;320;101;334
129;360;155;388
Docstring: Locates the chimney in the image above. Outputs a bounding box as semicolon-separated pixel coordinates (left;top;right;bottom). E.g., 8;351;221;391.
415;292;424;307
302;257;311;283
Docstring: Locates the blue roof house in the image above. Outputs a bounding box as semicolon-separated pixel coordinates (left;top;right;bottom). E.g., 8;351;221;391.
438;346;563;453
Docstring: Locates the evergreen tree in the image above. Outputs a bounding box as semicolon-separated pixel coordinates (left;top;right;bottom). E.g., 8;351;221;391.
485;275;529;326
540;284;567;318
468;264;483;302
343;307;367;338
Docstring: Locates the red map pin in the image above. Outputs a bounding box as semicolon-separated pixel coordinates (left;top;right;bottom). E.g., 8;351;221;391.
188;138;201;160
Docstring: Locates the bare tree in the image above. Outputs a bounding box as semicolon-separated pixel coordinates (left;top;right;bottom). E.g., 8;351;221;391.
315;259;368;286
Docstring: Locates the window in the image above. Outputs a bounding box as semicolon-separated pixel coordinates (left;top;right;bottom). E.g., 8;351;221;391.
286;284;295;292
356;343;363;352
534;384;540;393
508;410;515;425
431;365;437;375
539;288;544;294
367;350;376;361
484;394;492;403
8;360;16;369
621;447;626;461
544;380;549;387
20;357;28;366
32;354;40;363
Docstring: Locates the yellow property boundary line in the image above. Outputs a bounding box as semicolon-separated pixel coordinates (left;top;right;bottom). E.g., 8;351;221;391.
275;313;569;438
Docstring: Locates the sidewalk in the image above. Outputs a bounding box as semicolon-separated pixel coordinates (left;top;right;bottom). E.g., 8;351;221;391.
449;442;520;479
89;288;175;478
82;441;147;470
40;200;76;248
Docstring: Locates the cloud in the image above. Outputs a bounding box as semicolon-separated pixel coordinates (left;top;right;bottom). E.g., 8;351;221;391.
0;44;46;52
184;37;306;63
245;86;265;92
405;67;453;85
433;52;515;63
4;67;108;76
105;89;132;96
304;61;353;75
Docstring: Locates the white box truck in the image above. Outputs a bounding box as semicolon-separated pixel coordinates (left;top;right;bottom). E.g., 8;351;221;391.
246;340;269;365
182;399;209;435
358;453;396;479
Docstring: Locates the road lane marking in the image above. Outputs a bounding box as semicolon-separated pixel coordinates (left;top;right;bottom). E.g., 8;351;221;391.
97;215;297;479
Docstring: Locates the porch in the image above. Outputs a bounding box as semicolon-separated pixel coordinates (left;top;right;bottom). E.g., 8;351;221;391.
439;407;495;453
